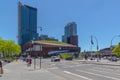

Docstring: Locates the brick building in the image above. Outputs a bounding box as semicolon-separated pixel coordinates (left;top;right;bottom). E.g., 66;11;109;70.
23;40;80;58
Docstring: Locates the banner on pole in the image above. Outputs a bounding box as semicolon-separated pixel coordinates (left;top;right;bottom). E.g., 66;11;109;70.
91;35;94;45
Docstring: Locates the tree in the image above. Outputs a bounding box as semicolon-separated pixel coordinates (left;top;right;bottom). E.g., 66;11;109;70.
13;44;21;55
6;40;21;56
112;45;120;57
94;51;100;56
0;38;21;59
0;39;7;57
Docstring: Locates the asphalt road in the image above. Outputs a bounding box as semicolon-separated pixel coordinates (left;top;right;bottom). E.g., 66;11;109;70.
36;58;120;80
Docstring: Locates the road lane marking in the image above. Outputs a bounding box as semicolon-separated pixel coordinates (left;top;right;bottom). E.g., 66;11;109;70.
64;71;93;80
93;67;114;71
89;69;120;76
51;64;56;65
3;69;10;72
47;67;58;69
77;70;120;80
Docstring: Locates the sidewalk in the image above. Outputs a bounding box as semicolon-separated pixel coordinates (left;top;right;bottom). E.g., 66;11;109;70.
74;58;120;66
0;60;65;80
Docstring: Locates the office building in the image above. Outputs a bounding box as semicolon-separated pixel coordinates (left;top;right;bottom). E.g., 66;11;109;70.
39;34;58;41
18;2;38;47
62;22;78;46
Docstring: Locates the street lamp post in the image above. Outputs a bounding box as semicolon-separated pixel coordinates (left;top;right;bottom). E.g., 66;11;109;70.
90;35;95;60
40;45;42;69
110;35;120;50
38;26;42;69
110;35;120;58
28;27;39;70
94;36;99;62
31;26;43;69
29;26;43;69
91;35;99;61
31;40;36;69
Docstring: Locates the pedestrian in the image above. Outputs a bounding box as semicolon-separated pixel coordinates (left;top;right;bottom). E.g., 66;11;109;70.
16;56;19;61
0;60;3;76
27;58;32;67
29;58;32;65
85;54;88;60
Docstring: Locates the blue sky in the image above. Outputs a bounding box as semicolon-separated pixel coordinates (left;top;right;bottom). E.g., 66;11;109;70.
0;0;120;51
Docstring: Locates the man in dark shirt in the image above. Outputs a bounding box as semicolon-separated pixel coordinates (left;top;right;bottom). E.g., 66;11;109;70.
0;61;2;67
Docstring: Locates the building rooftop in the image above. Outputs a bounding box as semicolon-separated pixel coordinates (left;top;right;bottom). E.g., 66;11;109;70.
34;40;77;47
24;5;37;10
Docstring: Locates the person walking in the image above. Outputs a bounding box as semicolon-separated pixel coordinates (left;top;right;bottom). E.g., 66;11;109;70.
0;60;3;76
27;57;32;67
85;54;88;60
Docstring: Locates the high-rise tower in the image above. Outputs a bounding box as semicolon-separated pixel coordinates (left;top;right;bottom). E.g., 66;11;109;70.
18;2;38;47
62;22;78;46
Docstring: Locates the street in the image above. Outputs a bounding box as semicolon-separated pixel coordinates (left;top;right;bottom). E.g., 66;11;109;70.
37;58;120;80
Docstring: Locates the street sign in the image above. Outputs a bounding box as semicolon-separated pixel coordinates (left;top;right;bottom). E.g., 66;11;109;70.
33;45;42;51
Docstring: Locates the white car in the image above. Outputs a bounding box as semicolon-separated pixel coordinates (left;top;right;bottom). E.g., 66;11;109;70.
51;56;60;62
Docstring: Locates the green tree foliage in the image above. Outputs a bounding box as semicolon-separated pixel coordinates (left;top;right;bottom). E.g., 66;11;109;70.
79;53;85;57
14;44;21;55
39;40;67;44
0;38;21;58
94;51;100;56
112;45;120;57
0;39;7;54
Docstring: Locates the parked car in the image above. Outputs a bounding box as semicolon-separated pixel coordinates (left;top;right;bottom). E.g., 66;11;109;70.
111;57;118;62
107;57;112;61
51;56;60;62
107;57;118;62
4;59;12;63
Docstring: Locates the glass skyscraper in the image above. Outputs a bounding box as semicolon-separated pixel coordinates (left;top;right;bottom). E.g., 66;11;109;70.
62;22;78;46
18;2;38;47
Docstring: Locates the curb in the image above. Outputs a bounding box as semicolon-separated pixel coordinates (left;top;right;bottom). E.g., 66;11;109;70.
74;60;120;66
87;62;120;66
